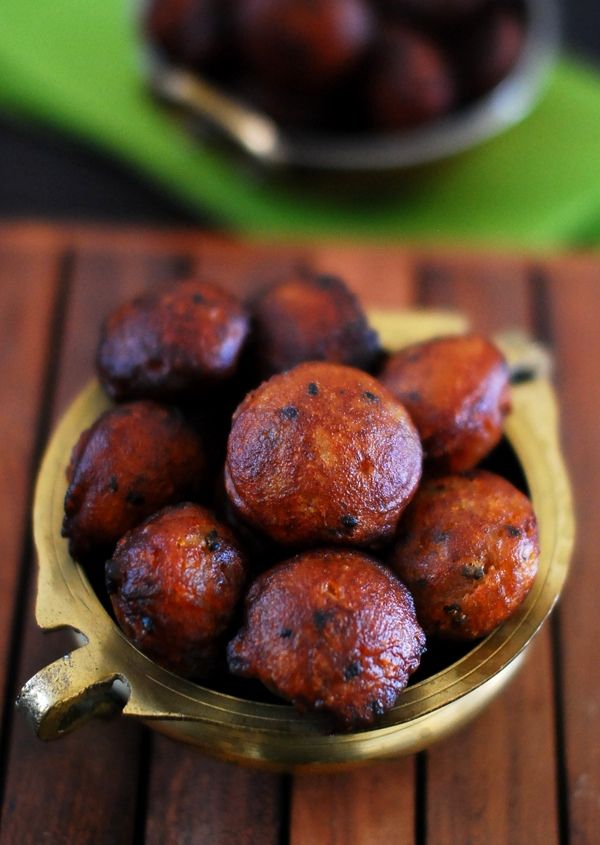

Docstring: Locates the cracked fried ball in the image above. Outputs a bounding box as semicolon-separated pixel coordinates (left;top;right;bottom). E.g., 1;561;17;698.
379;335;511;472
225;362;422;547
62;401;207;561
97;279;250;401
389;471;539;640
107;503;247;678
227;548;425;727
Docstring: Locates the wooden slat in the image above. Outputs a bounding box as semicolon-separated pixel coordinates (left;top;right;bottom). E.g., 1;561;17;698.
0;248;59;724
0;249;183;844
419;262;560;845
145;744;282;845
544;265;600;844
291;760;416;845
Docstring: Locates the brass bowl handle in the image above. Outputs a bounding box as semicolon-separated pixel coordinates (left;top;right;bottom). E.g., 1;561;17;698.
16;644;128;740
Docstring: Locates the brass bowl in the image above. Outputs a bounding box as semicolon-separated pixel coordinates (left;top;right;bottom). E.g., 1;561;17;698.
18;311;574;771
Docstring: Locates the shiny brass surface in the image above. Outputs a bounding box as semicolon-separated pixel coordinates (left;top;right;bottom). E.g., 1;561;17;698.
19;311;574;770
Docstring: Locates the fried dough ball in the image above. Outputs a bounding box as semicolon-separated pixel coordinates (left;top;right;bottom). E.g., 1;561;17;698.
144;0;223;70
97;280;250;402
62;401;207;561
389;471;539;640
379;335;510;472
107;504;247;678
250;270;380;378
454;7;525;99
236;0;375;93
227;548;426;727
366;26;455;131
225;362;422;547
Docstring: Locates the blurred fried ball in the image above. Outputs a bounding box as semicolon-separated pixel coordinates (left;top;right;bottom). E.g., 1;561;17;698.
250;269;380;378
97;279;250;402
235;0;375;92
366;25;455;130
379;335;510;471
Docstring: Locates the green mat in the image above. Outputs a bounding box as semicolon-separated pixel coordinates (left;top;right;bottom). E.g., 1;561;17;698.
2;1;600;247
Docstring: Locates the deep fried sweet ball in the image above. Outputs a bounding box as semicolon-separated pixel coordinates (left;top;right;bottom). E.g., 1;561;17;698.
227;548;426;727
250;270;380;378
389;471;539;640
97;280;250;402
144;0;223;70
62;401;206;560
236;0;375;93
379;335;510;472
107;503;247;678
366;26;455;131
454;7;525;99
225;362;422;547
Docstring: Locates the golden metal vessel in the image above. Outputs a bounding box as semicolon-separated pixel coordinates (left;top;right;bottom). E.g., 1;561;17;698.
18;311;574;770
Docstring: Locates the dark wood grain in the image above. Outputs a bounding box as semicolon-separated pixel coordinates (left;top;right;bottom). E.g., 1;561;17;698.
0;246;59;725
291;760;416;845
545;266;600;845
145;742;282;845
417;261;560;845
0;249;162;845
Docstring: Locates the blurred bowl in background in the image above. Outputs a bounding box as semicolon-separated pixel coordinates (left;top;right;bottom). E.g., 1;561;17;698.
141;0;560;171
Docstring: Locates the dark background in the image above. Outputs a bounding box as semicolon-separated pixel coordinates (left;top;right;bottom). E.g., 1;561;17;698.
1;2;599;227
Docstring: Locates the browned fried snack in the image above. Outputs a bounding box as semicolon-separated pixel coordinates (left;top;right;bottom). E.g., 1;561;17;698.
453;7;525;99
96;280;250;402
144;0;223;69
62;401;207;561
250;270;380;378
389;471;539;640
225;362;422;547
366;25;455;131
379;335;510;472
227;548;426;727
235;0;375;93
107;504;247;678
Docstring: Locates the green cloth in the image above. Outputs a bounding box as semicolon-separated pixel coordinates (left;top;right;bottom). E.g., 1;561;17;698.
1;1;600;247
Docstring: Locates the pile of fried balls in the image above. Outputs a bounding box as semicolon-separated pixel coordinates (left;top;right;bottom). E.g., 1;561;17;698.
144;0;526;133
62;272;539;729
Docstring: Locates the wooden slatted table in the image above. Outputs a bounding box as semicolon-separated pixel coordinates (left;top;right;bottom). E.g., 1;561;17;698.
0;222;597;845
